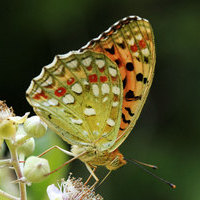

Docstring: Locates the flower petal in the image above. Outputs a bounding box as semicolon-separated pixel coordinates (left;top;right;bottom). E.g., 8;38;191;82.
47;184;63;200
9;112;30;124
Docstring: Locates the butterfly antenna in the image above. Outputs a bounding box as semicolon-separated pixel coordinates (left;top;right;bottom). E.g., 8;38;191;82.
129;158;158;169
125;158;176;189
95;171;112;190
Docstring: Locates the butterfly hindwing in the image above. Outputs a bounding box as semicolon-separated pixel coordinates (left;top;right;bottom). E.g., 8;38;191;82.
81;16;155;151
26;50;123;150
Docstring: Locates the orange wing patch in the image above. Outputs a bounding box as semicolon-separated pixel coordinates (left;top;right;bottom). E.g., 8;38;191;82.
80;16;155;150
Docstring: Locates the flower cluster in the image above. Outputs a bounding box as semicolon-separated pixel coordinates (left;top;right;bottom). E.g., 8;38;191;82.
0;101;103;199
47;174;103;200
0;100;50;183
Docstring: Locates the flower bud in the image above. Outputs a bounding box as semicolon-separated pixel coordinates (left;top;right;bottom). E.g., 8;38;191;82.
17;135;35;157
0;119;17;139
24;116;47;138
24;156;50;183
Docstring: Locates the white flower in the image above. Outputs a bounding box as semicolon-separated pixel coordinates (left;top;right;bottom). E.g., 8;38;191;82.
47;184;63;200
0;100;14;122
47;174;103;200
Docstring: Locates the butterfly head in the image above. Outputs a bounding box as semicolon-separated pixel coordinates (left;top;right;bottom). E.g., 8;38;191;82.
106;149;127;170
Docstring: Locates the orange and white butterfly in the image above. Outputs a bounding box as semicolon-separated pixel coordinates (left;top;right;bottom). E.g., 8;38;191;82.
26;16;155;183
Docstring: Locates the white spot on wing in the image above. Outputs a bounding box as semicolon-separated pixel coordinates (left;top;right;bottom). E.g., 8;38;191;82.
95;59;105;69
112;86;120;95
82;79;89;85
101;83;110;95
41;76;53;87
32;102;40;107
133;52;139;57
127;38;135;46
92;84;99;97
53;65;64;75
82;57;92;67
106;118;115;127
116;37;123;43
63;94;74;104
48;99;58;106
133;27;139;32
93;130;99;136
67;59;78;69
42;102;50;107
102;96;108;102
112;101;119;107
82;130;89;136
135;34;142;40
71;83;82;94
36;88;42;93
142;48;150;57
70;118;83;125
109;67;117;77
84;108;96;116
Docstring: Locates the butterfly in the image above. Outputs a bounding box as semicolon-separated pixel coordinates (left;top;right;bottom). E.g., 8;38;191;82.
26;15;155;183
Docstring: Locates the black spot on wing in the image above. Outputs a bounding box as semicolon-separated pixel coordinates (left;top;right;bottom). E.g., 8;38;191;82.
123;76;127;89
48;114;52;119
117;42;126;49
136;57;140;62
144;56;149;63
115;59;121;66
120;127;125;131
143;78;148;84
122;113;131;124
125;90;141;101
105;45;115;55
126;62;134;71
125;107;134;116
136;73;143;81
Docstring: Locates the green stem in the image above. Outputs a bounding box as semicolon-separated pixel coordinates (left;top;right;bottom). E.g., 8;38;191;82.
6;140;27;200
0;188;19;200
18;153;25;173
0;159;11;166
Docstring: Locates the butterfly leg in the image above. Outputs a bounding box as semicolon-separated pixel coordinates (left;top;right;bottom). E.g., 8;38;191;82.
45;151;87;176
79;164;99;200
85;163;99;189
84;166;97;186
38;145;74;157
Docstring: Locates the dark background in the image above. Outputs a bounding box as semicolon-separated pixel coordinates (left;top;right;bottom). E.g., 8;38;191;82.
1;0;200;199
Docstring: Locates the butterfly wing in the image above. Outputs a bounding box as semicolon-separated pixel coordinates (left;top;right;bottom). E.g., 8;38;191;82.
26;50;123;151
80;16;155;152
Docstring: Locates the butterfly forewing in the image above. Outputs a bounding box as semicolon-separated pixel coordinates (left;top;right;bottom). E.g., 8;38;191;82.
81;16;155;151
26;50;123;150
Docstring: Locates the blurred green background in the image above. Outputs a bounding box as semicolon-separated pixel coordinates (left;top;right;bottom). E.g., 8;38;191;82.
0;0;200;199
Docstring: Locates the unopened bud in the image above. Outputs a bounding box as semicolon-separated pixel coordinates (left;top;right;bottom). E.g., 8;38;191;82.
24;156;50;183
24;116;47;138
0;119;17;139
17;135;35;157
